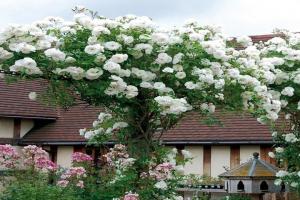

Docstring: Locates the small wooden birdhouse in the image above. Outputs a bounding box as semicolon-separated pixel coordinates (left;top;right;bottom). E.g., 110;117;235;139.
219;152;285;194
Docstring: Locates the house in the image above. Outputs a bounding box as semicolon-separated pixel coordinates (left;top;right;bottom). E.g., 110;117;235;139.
0;79;278;178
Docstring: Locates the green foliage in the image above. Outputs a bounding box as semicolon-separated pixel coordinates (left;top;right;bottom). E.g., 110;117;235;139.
1;182;79;200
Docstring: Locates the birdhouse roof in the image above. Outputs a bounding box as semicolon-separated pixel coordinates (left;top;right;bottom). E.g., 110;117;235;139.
219;152;278;178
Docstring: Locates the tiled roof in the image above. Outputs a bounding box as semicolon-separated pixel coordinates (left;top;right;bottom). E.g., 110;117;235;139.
161;111;273;144
249;34;282;43
219;153;278;178
0;80;57;119
22;103;100;144
0;79;275;145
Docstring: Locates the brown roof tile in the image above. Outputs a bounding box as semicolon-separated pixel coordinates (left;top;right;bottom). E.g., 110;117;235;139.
161;111;273;144
0;80;57;119
22;103;100;144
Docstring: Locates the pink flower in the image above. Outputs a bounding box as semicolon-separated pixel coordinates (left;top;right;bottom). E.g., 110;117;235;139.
35;157;57;171
0;144;19;168
123;192;139;200
71;152;93;163
22;145;56;171
57;167;86;188
57;180;69;187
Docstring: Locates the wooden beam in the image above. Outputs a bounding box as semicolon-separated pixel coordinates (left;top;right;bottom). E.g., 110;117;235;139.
13;118;21;139
230;145;240;168
203;145;211;176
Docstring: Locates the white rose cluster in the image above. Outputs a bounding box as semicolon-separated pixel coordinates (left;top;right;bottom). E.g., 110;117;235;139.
154;96;192;115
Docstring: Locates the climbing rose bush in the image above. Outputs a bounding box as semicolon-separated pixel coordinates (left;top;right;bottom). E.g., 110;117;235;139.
0;6;273;150
237;30;300;192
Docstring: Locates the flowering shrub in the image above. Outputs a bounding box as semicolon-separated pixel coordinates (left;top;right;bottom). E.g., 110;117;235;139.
57;166;87;188
72;152;93;164
0;144;19;169
22;145;57;171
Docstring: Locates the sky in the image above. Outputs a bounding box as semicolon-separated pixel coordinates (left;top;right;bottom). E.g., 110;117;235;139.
0;0;299;36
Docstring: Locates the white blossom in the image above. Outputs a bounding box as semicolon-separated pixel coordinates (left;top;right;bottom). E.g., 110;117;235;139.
154;180;168;190
86;68;103;80
10;57;42;75
155;53;172;64
181;150;192;159
281;87;294;97
104;41;121;51
28;92;37;101
44;48;66;61
162;67;174;73
110;54;128;63
175;72;186;79
276;170;289;178
84;44;104;55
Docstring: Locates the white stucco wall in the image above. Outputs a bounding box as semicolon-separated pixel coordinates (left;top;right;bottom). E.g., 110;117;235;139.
240;145;260;164
56;146;73;168
184;146;203;175
211;146;230;177
0;118;14;138
20;119;34;138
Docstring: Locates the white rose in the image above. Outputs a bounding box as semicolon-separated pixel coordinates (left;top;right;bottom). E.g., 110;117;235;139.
154;180;168;190
28;92;37;101
291;182;298;188
65;57;76;63
110;54;128;63
44;48;66;61
103;61;121;73
140;82;153;89
175;72;186;79
155;53;172;64
15;42;36;54
274;179;282;186
162;67;174;73
185;81;196;89
281;87;294;97
125;85;138;98
285;133;298;143
181;150;192;159
268;152;275;158
151;32;169;45
84;44;104;55
153;82;166;91
276;170;289;178
92;26;110;36
79;128;86;136
94;53;107;63
175;165;185;174
275;147;284;153
104;41;121;51
173;53;184;64
86;68;103;80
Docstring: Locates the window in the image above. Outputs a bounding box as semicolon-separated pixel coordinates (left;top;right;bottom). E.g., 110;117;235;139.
260;181;269;192
237;181;245;192
281;183;286;192
225;181;229;191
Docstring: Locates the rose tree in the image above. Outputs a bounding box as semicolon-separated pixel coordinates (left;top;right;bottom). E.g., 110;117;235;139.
0;5;291;199
0;7;271;151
